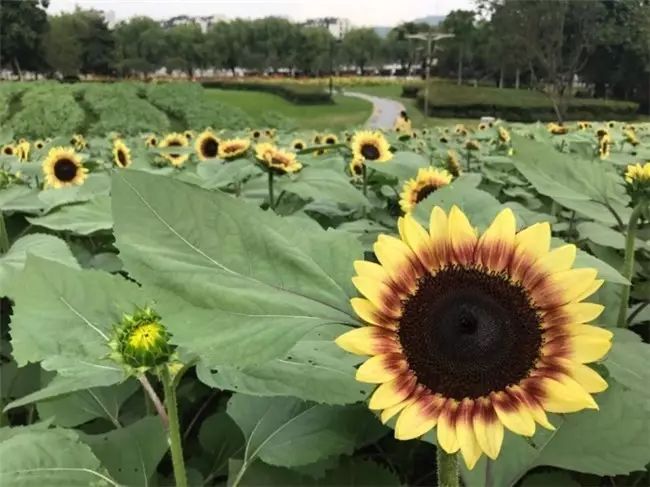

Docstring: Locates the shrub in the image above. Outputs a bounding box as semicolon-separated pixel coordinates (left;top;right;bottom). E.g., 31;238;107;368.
401;83;421;98
201;79;332;105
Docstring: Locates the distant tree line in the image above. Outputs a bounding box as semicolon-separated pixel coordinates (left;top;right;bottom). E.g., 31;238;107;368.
1;0;649;111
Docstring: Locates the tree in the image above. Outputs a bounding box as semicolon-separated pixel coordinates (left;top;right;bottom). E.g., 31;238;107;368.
206;20;252;74
76;9;115;75
114;17;167;76
0;0;49;77
441;10;476;85
384;22;431;75
294;26;331;75
341;28;382;73
44;14;82;76
165;23;206;77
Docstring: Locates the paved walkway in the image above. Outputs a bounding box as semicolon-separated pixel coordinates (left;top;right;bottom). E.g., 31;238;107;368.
344;91;406;130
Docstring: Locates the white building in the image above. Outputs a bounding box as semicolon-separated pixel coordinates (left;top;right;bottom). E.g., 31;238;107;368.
163;14;227;33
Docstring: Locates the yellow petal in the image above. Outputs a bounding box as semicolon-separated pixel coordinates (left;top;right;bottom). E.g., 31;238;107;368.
457;419;483;470
476;208;516;271
429;206;448;241
437;400;460;453
573;279;604;303
533;268;599;308
492;394;536;437
395;401;438;440
351;277;400;318
448;205;478;264
546;302;604;326
535;244;576;275
564;324;614;341
473;414;504;460
354;260;389;282
565;361;609;393
541;377;598;413
568;334;612;363
356;354;403;383
368;376;414;410
514;222;551;259
402;214;435;270
335;326;380;355
350;298;396;329
374;236;419;293
381;397;414;424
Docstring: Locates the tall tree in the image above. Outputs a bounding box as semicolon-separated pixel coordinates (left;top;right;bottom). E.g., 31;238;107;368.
44;14;82;76
294;26;331;75
384;22;431;75
113;17;166;76
165;23;206;77
341;28;382;73
76;9;115;75
441;10;476;85
0;0;49;77
206;20;252;74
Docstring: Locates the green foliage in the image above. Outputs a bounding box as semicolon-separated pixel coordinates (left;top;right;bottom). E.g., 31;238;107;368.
201;80;332;105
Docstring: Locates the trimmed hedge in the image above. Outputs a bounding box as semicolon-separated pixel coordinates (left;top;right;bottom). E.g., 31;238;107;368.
401;83;421;98
201;80;332;105
415;83;639;121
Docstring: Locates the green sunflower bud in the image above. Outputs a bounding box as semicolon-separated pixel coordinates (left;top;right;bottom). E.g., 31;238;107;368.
108;307;176;375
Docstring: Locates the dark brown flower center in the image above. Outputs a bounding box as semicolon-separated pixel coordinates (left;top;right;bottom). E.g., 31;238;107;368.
3;147;12;155
414;184;438;203
294;142;304;150
398;266;542;400
360;143;380;160
117;149;127;166
326;137;336;144
53;158;79;182
201;138;219;158
167;140;183;158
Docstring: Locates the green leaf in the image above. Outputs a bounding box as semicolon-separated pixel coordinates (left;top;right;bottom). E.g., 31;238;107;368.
26;196;112;235
577;221;647;251
0;426;112;486
9;257;144;392
604;332;650;400
37;174;111;212
111;171;360;367
196;325;371;405
199;412;245;479
80;416;168;487
0;234;79;296
227;394;386;476
36;380;138;428
520;471;579;487
278;167;369;208
196;159;262;190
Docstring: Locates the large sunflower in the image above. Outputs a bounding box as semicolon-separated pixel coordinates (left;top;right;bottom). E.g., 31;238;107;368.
195;130;220;161
336;206;611;469
113;139;132;168
160;133;190;167
399;168;453;213
255;143;302;174
218;138;250;160
351;131;392;163
42;147;88;188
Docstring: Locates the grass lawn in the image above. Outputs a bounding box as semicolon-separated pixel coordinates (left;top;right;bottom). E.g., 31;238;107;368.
348;85;476;128
204;88;372;130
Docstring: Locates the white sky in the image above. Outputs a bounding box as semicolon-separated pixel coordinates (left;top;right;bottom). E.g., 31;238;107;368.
46;0;474;27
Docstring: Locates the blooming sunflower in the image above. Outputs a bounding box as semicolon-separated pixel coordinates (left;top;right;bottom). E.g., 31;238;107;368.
547;123;568;135
255;143;302;174
349;158;364;179
624;129;640;147
625;162;650;198
607;121;616;129
399;168;453;213
577;121;591;131
184;130;195;141
2;144;15;156
465;140;481;151
145;135;158;147
351;131;392;163
598;134;611;159
596;128;608;140
336;207;611;469
313;134;323;145
70;134;87;151
497;127;510;144
195;130;220;161
324;134;338;145
34;139;45;150
454;124;468;137
16;141;30;161
252;130;262;140
160;133;190;167
394;117;412;134
291;139;306;151
218;138;250;160
478;122;488;131
446;150;462;177
42;147;88;188
113;139;132;168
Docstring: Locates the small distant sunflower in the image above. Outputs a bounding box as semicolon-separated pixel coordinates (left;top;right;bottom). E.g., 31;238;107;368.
478;122;488;131
113;139;132;168
255;143;302;174
70;134;87;151
349;158;364;179
16;141;30;161
394;117;412;134
324;134;338;145
42;147;88;188
399;167;453;213
596;128;608;140
547;123;568;135
337;206;611;469
34;139;45;150
160;133;190;167
439;136;449;144
145;135;158;147
184;130;195;141
291;139;306;151
577;121;591;131
218;138;250;160
598;134;611;159
624;130;640;147
195;130;220;161
313;134;323;145
252;130;262;140
454;124;468;136
2;144;15;156
446;150;462;177
351;131;392;163
265;128;276;138
465;140;481;151
497;127;511;144
607;121;616;128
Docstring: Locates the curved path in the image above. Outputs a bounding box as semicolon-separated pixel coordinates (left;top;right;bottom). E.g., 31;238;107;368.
344;91;406;130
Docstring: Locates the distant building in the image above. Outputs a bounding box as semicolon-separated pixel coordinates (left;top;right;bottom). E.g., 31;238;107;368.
303;17;351;39
102;10;117;28
163;14;227;33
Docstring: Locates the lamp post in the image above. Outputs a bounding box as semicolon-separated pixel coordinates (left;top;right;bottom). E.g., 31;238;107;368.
319;17;339;97
406;31;454;117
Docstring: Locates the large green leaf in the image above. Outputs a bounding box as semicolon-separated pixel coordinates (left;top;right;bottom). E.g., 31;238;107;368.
0;234;79;296
111;171;360;367
80;416;168;487
36;379;138;428
196;325;370;405
26;196;112;235
604;330;650;400
277;166;369;208
227;394;386;481
367;151;429;182
37;174;111;212
199;412;245;479
196;159;263;190
0;426;113;486
8;257;144;397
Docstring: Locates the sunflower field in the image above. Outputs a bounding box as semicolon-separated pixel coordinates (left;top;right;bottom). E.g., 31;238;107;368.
0;111;649;487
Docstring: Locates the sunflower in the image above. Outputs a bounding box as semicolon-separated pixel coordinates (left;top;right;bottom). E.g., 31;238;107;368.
351;131;392;163
218;138;250;160
70;134;87;151
145;135;158;147
596;128;608;140
445;150;462;177
291;139;306;151
598;133;611;159
42;147;88;188
34;139;45;150
624;162;650;189
336;206;611;469
465;140;481;151
313;134;323;145
16;141;30;161
439;136;449;144
547;123;568;135
160;133;190;167
184;130;195;141
195;130;220;161
394;117;412;134
349;158;364;179
399;168;453;213
497;127;511;144
624;129;640;147
577;121;591;131
265;129;276;138
454;124;468;136
252;130;262;140
607;121;616;128
113;139;132;168
2;144;15;156
324;133;338;145
255;143;302;174
478;122;488;131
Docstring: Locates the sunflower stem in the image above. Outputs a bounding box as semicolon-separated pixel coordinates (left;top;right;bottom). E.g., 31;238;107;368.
465;150;471;172
161;367;188;487
436;449;459;487
0;211;9;254
362;164;368;197
138;374;168;428
617;201;646;328
267;171;275;210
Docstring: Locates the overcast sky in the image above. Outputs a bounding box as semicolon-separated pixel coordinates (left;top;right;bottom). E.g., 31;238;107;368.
46;0;474;26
